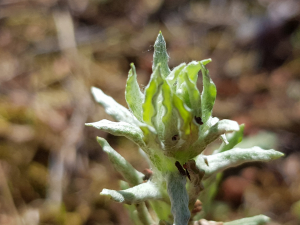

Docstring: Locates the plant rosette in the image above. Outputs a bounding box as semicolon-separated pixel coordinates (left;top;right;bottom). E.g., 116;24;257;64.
86;32;284;225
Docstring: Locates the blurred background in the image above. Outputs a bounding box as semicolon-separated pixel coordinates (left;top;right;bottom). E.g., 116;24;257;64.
0;0;300;224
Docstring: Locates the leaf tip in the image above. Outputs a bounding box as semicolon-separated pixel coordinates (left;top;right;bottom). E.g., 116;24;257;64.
232;121;240;131
256;214;271;223
130;63;136;71
200;58;212;66
274;150;285;159
100;189;107;196
239;123;245;131
96;136;106;146
91;86;98;94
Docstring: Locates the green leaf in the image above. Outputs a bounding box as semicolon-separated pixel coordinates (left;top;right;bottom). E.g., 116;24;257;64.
139;123;159;148
166;172;190;225
160;80;178;148
125;63;144;122
202;119;240;146
86;120;145;148
178;61;201;85
235;131;278;150
200;59;216;123
166;63;186;89
101;181;164;204
216;124;245;153
223;214;270;225
91;87;138;125
191;119;240;157
183;71;202;117
198;147;284;178
175;62;201;111
142;64;163;128
153;32;170;78
97;137;144;186
172;94;194;140
200;58;212;66
161;81;173;128
204;117;229;145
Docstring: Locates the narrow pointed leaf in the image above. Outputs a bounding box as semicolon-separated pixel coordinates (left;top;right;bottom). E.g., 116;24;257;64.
153;32;170;78
101;181;164;204
97;137;144;186
200;60;216;123
200;58;212;66
166;172;190;225
91;87;138;124
86;120;145;147
199;147;284;178
125;63;144;122
223;214;270;225
142;65;163;128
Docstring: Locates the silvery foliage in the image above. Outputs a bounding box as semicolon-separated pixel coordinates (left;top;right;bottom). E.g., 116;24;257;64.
86;32;283;225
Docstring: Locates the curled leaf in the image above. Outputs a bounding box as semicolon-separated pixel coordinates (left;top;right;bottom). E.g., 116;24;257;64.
200;60;216;124
161;80;178;148
166;63;186;89
142;64;163;129
183;72;202;117
125;63;144;122
172;94;194;140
